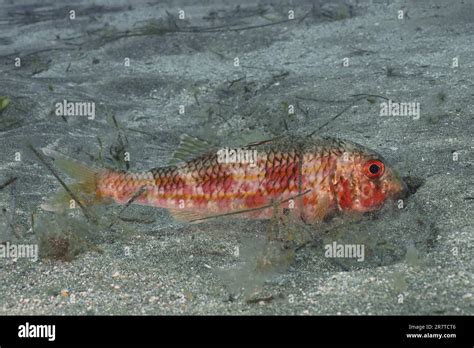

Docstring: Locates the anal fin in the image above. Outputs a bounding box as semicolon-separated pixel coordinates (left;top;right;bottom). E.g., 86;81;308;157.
168;209;215;224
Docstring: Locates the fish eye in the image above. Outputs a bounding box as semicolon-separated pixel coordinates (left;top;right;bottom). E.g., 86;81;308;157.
369;164;379;174
363;159;385;179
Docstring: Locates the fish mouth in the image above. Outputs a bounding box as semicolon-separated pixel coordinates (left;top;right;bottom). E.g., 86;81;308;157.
390;178;409;199
384;167;409;200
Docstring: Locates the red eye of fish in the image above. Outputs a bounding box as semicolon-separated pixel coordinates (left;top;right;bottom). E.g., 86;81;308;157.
363;160;385;179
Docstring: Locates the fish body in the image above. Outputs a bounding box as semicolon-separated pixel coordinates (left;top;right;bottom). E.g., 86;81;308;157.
50;135;407;224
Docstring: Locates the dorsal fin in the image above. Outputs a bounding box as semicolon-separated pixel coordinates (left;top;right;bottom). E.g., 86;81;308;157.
168;134;216;166
246;135;284;147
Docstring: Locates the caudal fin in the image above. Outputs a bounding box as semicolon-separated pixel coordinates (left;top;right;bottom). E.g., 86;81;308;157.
41;149;103;212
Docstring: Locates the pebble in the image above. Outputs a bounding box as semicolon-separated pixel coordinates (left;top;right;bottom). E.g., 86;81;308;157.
149;296;159;303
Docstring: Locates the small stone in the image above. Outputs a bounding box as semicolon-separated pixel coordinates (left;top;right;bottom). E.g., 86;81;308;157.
60;289;70;298
149;296;159;303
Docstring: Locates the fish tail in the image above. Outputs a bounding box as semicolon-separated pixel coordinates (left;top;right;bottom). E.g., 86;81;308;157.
41;150;105;212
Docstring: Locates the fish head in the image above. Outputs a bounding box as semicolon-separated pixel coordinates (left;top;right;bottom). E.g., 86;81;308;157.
334;141;408;213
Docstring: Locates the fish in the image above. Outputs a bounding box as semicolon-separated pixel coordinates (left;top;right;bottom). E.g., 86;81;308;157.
41;135;408;224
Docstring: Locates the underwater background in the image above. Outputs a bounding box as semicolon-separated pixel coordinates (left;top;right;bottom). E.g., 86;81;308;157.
0;0;472;314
